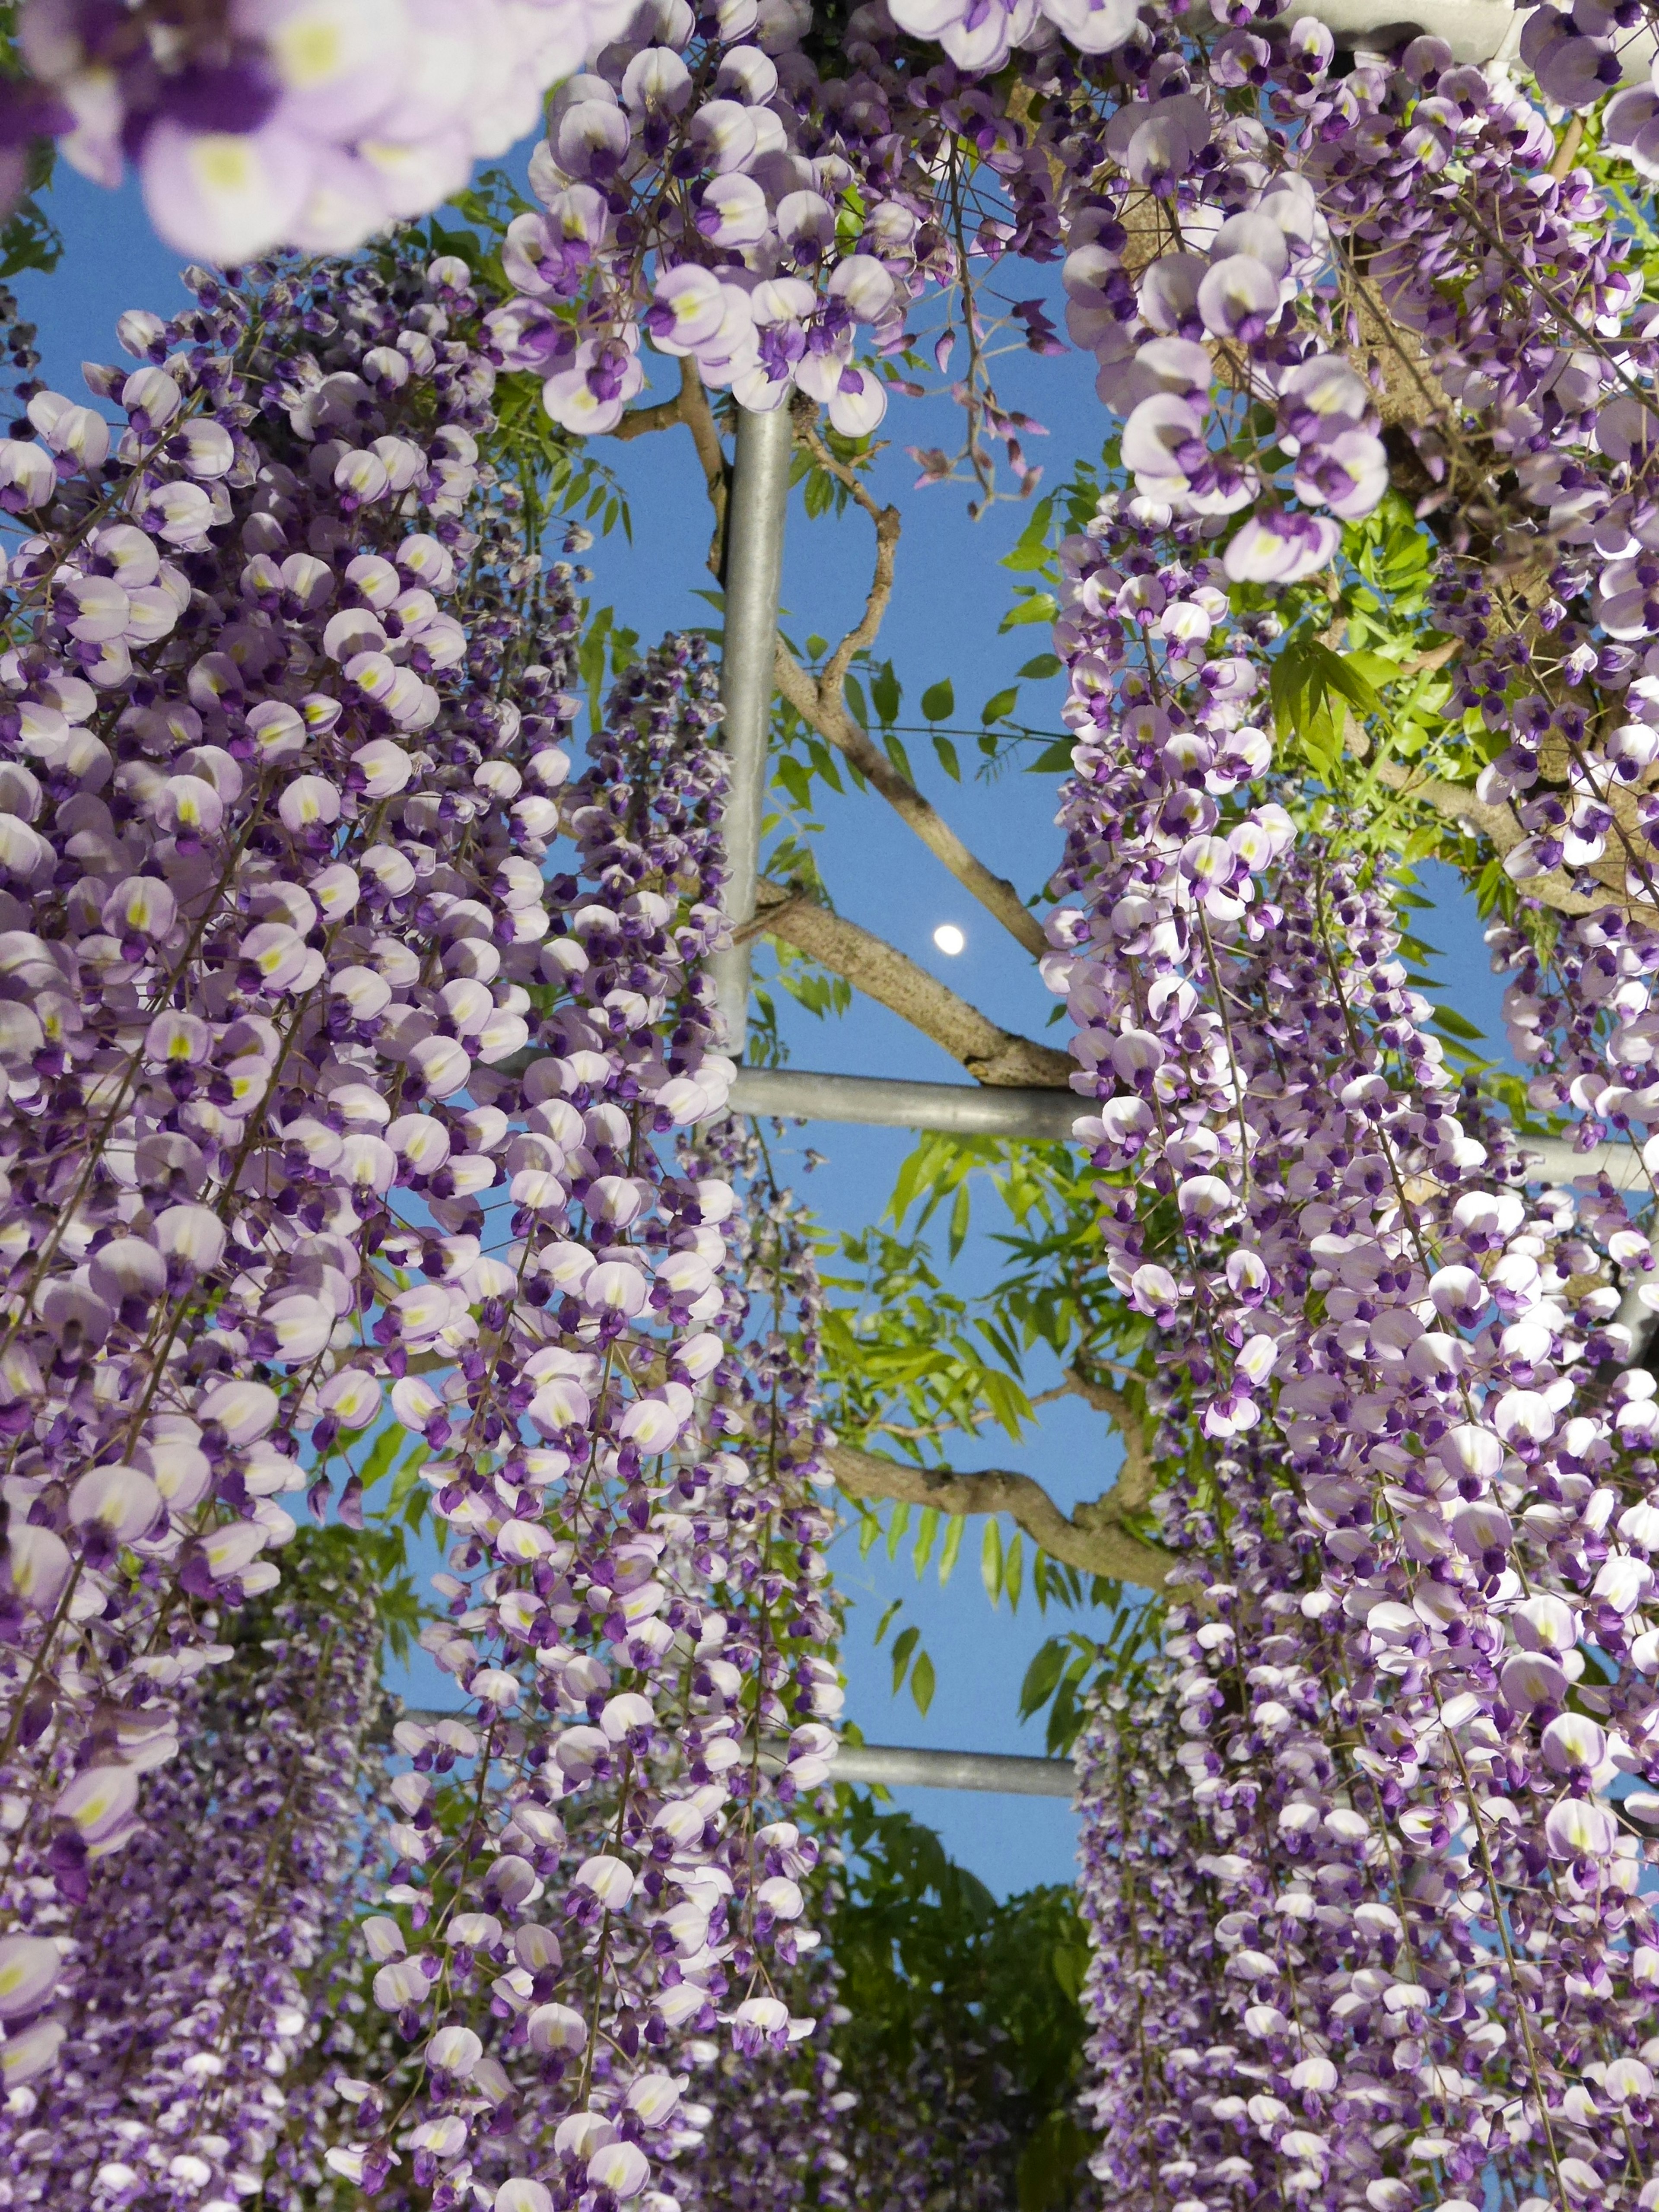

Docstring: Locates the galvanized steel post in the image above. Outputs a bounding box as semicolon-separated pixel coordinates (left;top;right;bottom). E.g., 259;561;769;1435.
708;404;792;1057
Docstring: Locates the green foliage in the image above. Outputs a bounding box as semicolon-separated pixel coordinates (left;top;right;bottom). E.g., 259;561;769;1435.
0;11;59;283
0;163;59;281
874;1603;937;1716
243;1523;425;1670
833;1802;1094;2211
1019;1609;1161;1757
577;605;641;734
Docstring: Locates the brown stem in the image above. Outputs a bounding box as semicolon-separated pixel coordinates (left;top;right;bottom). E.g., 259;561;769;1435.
827;1442;1177;1590
748;877;1069;1085
773;643;1047;956
1060;1365;1157;1515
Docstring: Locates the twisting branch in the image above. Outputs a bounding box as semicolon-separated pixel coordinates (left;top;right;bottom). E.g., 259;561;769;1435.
747;878;1071;1086
660;383;1049;957
795;418;903;706
828;1443;1177;1592
1373;762;1624;919
774;644;1048;957
776;420;1048;958
1060;1364;1157;1515
609;394;687;442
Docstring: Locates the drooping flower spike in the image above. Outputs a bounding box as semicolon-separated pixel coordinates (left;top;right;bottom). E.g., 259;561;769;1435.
0;219;851;2210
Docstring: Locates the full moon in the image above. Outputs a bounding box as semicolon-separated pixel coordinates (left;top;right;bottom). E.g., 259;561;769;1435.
933;924;965;956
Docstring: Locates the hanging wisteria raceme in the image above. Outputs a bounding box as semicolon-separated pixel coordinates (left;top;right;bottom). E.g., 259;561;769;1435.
4;0;1655;588
0;233;597;2062
1048;493;1659;2209
308;677;848;2209
646;1146;854;2212
0;1551;383;2210
3;0;1659;597
0;218;869;2203
1074;1657;1232;2208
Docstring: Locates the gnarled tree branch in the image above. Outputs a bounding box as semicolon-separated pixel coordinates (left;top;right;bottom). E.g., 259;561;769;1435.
828;1442;1177;1591
1060;1364;1157;1515
609;394;688;442
1374;762;1635;920
747;878;1071;1087
659;381;1048;960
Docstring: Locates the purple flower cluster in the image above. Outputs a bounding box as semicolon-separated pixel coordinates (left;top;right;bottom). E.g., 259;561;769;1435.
1052;487;1659;2207
0;1560;383;2209
1074;1660;1226;2204
0;213;847;2208
7;0;1659;582
4;0;643;264
311;690;844;2207
497;5;981;442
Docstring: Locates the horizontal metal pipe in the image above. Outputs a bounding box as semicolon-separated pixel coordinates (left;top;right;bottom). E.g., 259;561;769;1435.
389;1716;1074;1798
728;1071;1654;1193
825;1743;1073;1797
728;1067;1081;1140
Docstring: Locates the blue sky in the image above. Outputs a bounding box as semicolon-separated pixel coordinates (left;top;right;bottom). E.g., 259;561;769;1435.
23;158;1511;1898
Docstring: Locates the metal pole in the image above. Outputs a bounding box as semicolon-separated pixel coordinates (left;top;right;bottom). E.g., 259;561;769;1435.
388;1716;1074;1797
1293;0;1648;78
729;1067;1081;1140
727;1068;1651;1192
1301;0;1517;60
822;1743;1072;1798
709;404;792;1058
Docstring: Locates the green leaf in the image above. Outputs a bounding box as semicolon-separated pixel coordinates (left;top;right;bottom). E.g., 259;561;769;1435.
1432;1003;1485;1042
1017;653;1062;680
874;1597;905;1648
912;1506;940;1579
1017;2111;1093;2212
939;1513;965;1585
845;673;871;729
776;755;814;811
931;733;962;783
871;660;901;726
890;1624;920;1693
981;1369;1031;1443
884;732;915;784
359;1423;408;1494
1020;1637;1068;1721
947;1179;971;1262
1004;1529;1025;1613
384;1445;427;1519
921;679;955;722
981;687;1019;725
885;1500;912;1561
1051;1945;1090;2003
1000;591;1059;633
910;1649;936;1716
982;1518;1004;1608
1001;494;1055;572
